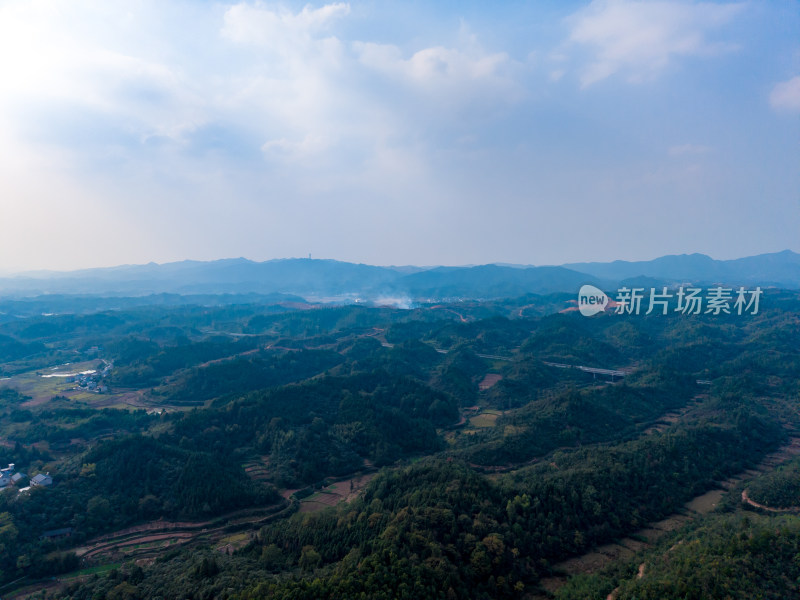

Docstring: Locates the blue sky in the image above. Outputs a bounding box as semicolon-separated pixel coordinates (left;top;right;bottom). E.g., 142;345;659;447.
0;0;797;271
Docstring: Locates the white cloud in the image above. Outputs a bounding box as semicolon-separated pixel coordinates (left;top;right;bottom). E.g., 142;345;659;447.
218;3;354;140
216;4;523;173
221;2;349;47
0;1;793;271
352;42;522;121
0;1;207;145
566;0;744;87
352;19;518;103
0;0;519;175
770;76;800;113
356;42;510;86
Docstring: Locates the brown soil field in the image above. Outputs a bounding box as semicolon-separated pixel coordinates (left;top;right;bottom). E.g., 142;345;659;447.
298;472;375;513
478;374;503;390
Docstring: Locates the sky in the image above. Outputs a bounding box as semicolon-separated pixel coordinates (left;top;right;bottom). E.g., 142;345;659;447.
0;0;797;272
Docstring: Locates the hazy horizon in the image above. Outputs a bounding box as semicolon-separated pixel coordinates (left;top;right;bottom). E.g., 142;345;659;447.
1;0;797;271
0;247;796;279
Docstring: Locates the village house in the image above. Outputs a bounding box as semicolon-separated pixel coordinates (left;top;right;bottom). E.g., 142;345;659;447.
39;527;73;541
0;464;16;489
30;473;53;487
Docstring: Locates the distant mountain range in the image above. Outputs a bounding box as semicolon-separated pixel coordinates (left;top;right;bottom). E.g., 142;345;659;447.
1;250;798;301
565;250;800;287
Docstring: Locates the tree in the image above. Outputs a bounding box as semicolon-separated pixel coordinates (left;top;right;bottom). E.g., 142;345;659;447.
299;545;322;572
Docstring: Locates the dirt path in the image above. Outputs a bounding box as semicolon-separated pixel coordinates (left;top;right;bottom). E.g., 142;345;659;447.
363;327;388;344
741;489;800;513
515;304;537;318
606;563;644;600
194;348;262;369
452;414;467;427
535;436;800;598
429;305;468;323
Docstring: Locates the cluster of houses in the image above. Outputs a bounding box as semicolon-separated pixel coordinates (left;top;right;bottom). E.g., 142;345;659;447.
66;372;109;393
88;360;112;393
0;463;53;493
0;464;25;489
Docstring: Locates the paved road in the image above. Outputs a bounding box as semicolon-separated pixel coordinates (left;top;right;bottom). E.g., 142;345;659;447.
542;361;628;377
383;342;626;375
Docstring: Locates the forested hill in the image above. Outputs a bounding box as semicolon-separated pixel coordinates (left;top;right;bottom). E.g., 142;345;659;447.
0;291;796;598
1;250;798;298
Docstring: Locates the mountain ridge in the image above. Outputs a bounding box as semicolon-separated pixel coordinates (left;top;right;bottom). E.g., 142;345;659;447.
1;250;797;300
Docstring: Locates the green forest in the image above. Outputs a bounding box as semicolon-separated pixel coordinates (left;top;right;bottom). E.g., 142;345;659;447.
0;291;795;599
